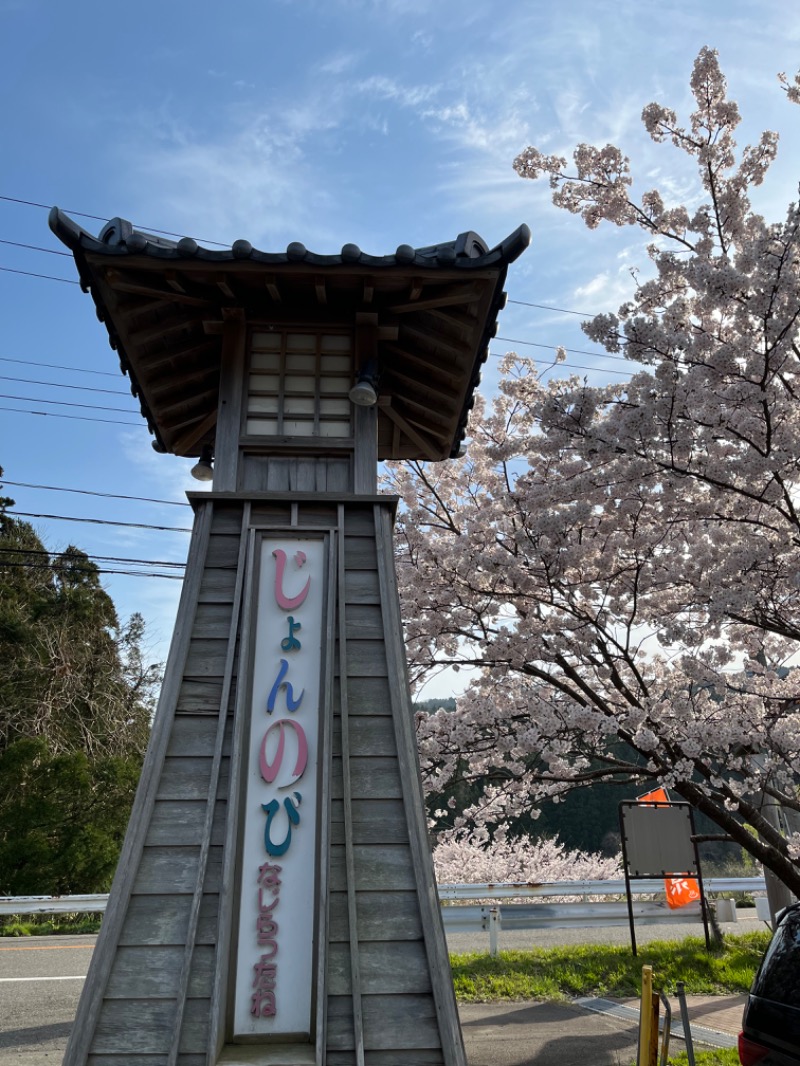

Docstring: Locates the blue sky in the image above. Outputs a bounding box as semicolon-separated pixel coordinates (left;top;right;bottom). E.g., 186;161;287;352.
2;0;799;682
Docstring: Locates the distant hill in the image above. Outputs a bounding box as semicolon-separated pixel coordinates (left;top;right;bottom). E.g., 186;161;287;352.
414;697;456;714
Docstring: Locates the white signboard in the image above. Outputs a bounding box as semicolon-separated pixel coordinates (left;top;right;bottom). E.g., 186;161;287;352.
234;538;324;1039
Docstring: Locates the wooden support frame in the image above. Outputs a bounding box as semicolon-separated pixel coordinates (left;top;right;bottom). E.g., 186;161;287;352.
214;310;247;491
374;503;468;1066
61;500;215;1066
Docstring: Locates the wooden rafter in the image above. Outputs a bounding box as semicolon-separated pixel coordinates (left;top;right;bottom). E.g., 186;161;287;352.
382;343;464;388
425;306;477;340
216;278;237;299
148;363;218;397
382;365;458;415
166;271;187;294
264;274;282;301
400;322;470;362
386;284;480;314
103;269;214;307
170;408;219;456
128;315;195;346
379;399;445;461
156;386;220;420
137;339;218;373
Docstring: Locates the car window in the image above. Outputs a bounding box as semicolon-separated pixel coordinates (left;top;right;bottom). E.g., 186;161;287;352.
752;907;800;1008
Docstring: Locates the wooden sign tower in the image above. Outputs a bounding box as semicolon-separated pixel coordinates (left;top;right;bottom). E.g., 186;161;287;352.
50;208;529;1066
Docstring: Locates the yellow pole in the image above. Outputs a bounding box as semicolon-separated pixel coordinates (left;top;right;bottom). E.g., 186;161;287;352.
638;965;654;1066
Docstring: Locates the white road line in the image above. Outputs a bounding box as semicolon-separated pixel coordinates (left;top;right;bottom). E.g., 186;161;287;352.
0;975;85;982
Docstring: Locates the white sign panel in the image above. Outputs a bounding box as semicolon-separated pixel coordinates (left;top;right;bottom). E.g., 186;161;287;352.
234;538;324;1039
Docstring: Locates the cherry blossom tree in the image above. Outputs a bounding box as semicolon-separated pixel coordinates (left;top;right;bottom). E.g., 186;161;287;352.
387;48;800;894
432;828;620;888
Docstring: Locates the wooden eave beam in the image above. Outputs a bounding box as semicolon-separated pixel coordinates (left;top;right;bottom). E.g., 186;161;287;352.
383;366;458;416
425;306;478;341
156;393;220;433
169;408;219;456
128;315;197;346
264;275;282;301
383;389;455;434
400;403;453;438
102;269;215;308
382;343;465;389
155;386;220;420
378;399;447;461
216;278;237;299
166;271;187;294
400;322;472;363
147;362;219;397
136;338;218;373
386;284;482;314
126;297;175;319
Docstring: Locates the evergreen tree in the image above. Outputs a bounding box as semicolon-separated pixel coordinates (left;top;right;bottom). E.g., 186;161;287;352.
0;466;161;894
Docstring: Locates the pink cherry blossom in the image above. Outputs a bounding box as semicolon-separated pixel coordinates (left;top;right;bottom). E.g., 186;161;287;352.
389;49;800;896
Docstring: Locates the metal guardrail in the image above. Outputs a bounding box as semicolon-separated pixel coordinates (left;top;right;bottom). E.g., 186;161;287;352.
437;876;767;900
437;877;768;955
0;894;109;917
0;876;767;955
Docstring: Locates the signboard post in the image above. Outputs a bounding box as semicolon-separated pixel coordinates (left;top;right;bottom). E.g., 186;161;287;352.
619;800;710;955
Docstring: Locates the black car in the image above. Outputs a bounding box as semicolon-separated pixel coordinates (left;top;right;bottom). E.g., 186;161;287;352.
740;902;800;1064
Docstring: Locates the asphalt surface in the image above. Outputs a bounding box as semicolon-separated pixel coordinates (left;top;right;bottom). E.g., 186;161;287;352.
0;929;755;1066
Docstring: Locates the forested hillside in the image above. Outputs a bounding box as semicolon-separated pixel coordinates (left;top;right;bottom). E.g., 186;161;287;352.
0;468;160;894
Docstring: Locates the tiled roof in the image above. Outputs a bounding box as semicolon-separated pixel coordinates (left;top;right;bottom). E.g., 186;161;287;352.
49;208;530;460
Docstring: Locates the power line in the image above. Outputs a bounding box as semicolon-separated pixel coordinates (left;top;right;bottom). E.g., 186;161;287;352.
0;237;71;257
8;510;192;533
0;558;183;580
0;264;79;285
0;356;120;379
496;336;631;365
0;373;131;396
0;479;190;507
508;298;595;318
0;546;185;568
489;350;633;378
0;405;142;426
0;195;230;248
0;392;138;414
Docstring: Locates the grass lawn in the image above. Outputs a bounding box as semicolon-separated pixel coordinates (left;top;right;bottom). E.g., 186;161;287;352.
450;931;769;1001
668;1052;739;1066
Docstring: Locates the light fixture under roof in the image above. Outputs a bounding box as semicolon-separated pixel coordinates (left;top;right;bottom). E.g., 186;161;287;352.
349;360;379;407
191;444;214;482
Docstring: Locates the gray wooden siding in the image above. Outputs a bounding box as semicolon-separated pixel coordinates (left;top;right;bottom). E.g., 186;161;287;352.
323;503;461;1066
66;497;461;1066
241;454;352;493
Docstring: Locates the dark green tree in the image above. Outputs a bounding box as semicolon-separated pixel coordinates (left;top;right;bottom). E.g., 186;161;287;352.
0;467;161;894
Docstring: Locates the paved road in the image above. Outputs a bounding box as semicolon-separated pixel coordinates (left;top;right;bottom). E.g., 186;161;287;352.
0;924;760;1065
0;936;91;1065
